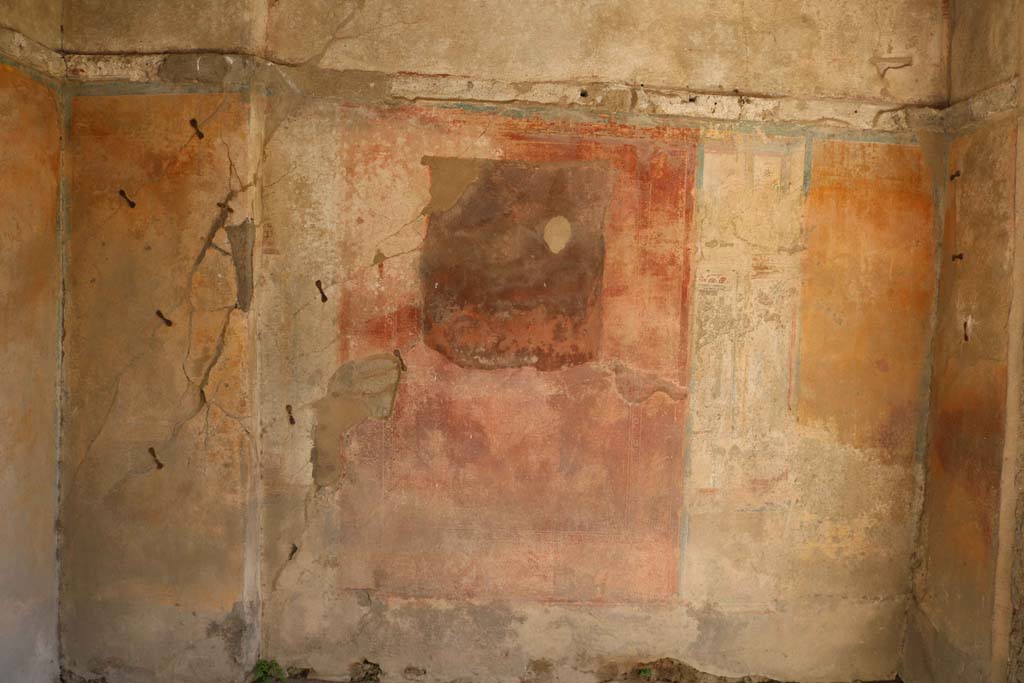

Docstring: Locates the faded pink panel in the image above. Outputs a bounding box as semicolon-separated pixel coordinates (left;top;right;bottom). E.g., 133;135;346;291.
330;107;696;602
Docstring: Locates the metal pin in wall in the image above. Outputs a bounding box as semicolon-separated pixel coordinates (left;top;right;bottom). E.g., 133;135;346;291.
189;118;205;139
315;280;328;302
155;310;173;326
118;189;136;208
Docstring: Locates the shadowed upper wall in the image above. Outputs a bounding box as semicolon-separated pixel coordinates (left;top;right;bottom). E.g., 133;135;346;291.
60;0;947;104
0;62;61;683
950;0;1019;102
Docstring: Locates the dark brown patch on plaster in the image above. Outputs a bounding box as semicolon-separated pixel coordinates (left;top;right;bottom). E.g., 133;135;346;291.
523;658;555;683
204;601;248;664
612;658;783;682
224;218;255;311
349;659;383;682
402;665;427;679
310;354;401;486
1011;481;1024;680
60;669;108;683
420;157;615;370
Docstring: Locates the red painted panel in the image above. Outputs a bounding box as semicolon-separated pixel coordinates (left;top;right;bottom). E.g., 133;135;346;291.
331;107;696;602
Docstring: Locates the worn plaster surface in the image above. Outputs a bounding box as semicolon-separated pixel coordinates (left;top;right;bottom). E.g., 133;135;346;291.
904;117;1018;683
252;94;938;681
950;0;1020;103
60;0;946;104
1;1;1023;681
681;133;935;679
63;0;259;55
262;0;946;104
901;2;1024;681
60;91;259;682
0;62;61;683
0;0;61;49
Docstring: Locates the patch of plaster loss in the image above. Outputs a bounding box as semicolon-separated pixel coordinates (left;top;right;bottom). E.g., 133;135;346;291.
310;354;402;487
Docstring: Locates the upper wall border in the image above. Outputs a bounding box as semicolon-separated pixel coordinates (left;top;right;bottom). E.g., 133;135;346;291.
0;27;64;83
0;28;1017;136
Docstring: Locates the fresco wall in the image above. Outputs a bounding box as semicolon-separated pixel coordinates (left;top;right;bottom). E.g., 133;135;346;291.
257;101;937;681
0;62;62;682
60;91;260;681
0;0;1018;680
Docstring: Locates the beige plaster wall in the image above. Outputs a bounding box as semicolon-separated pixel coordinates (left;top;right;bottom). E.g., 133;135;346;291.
60;0;947;104
0;0;62;49
950;0;1019;103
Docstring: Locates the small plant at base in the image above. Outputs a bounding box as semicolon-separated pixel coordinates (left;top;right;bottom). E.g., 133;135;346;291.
636;668;653;680
251;659;287;683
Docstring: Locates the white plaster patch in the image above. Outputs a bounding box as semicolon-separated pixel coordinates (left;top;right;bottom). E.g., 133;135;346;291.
543;215;572;253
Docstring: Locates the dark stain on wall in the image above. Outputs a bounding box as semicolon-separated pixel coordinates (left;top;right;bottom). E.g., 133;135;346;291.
420;157;615;371
225;218;256;311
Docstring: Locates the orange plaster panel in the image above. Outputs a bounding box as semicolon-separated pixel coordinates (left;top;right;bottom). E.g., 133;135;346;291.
914;120;1017;668
0;63;61;680
329;108;696;602
797;139;936;458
